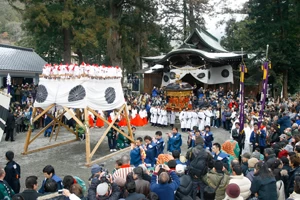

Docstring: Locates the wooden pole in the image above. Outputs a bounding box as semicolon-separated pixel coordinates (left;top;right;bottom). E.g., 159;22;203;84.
84;107;91;165
24;139;78;154
89;104;125;159
29;120;55;145
23;107;37;154
88;107;134;142
32;104;55;122
54;114;64;141
46;112;77;136
86;146;131;166
123;104;133;140
63;106;84;127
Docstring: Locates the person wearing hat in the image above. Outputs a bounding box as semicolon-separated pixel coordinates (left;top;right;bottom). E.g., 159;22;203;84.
150;104;158;126
88;172;121;200
89;164;103;182
245;158;259;182
241;152;251;175
175;164;193;200
203;160;230;200
186;136;212;200
224;183;243;200
279;134;287;141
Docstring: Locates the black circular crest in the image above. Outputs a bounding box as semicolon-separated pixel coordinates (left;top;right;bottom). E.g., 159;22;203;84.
170;72;176;80
36;85;48;103
221;69;230;78
197;73;205;79
105;87;116;104
68;85;86;102
163;75;169;82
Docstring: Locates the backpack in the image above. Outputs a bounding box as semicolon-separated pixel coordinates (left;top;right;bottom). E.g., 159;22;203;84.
73;176;86;195
188;148;208;178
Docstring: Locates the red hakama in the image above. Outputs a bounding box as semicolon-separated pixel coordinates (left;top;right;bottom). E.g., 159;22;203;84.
88;115;94;128
96;117;104;127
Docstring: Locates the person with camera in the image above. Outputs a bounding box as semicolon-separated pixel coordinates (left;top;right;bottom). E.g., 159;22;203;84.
150;164;180;200
88;171;120;200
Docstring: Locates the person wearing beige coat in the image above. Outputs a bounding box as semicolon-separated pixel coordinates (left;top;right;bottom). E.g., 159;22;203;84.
229;164;251;200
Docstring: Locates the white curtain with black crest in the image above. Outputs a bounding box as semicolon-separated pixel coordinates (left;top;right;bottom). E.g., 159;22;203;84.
34;78;125;111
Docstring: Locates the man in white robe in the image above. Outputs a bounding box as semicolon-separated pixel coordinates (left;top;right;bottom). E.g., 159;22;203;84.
161;108;168;127
179;109;186;132
190;109;199;130
198;108;205;131
204;107;212;127
169;109;176;129
185;108;192;131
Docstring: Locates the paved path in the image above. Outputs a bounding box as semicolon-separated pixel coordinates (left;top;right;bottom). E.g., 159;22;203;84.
0;124;230;191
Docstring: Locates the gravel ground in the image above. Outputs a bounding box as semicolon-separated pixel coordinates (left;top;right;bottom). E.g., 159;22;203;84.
0;123;230;192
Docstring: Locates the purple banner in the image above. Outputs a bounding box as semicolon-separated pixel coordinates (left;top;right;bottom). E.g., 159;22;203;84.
239;65;245;133
258;61;269;127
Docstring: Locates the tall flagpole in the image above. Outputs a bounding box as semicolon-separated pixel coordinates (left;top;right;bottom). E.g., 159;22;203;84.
258;45;271;127
239;48;247;134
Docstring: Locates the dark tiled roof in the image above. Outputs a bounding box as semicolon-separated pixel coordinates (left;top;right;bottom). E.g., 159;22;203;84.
0;44;46;73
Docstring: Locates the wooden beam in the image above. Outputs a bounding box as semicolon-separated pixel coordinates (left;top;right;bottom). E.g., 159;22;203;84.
84;107;91;165
46;112;77;136
23;107;37;154
89;104;125;159
54;114;64;141
24;139;78;154
63;106;84;127
29;120;55;145
123;104;133;140
88;107;134;142
33;104;55;122
85;146;131;167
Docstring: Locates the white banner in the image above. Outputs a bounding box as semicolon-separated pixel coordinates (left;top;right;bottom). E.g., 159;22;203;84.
34;78;125;111
169;65;233;85
0;92;11;142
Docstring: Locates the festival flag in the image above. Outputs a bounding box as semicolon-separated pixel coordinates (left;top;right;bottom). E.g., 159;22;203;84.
6;73;11;94
239;64;247;134
258;45;271;126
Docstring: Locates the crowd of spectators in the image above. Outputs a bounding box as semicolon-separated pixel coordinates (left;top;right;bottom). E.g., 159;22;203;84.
3;83;300;200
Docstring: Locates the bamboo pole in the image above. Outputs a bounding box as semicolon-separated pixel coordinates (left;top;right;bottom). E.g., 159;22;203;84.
88;107;134;142
123;104;133;140
54;114;64;141
89;104;125;159
29;120;55;145
32;104;55;122
63;106;84;127
86;147;131;167
84;107;91;165
23;107;37;154
25;139;78;154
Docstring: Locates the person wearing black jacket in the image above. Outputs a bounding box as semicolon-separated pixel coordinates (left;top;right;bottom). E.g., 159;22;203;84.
4;151;20;193
19;176;42;200
5;110;15;142
88;173;120;200
175;164;193;200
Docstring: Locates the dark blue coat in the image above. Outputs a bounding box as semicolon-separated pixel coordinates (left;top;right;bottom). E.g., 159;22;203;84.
250;129;266;147
156;138;165;156
204;131;214;149
145;142;157;167
167;133;182;153
130;147;142;167
38;174;62;194
277;116;291;133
